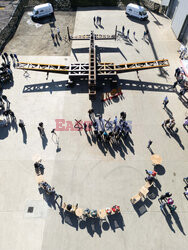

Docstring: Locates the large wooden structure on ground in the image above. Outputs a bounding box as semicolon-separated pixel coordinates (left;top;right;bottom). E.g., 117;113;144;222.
16;27;170;100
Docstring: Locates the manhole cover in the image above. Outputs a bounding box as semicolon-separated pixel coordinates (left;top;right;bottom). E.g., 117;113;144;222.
27;207;34;213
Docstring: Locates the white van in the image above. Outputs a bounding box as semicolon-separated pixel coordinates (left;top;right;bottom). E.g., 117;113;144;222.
31;3;53;19
126;4;148;20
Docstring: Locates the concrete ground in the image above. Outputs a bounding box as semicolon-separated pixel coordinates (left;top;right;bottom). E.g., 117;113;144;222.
0;7;188;250
3;11;76;56
0;1;17;31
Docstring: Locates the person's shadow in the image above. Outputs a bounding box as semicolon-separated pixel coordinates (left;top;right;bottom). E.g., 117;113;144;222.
21;126;27;144
171;211;186;235
85;131;92;146
94;23;98;29
42;133;48;149
170;130;185;150
161;205;175;233
98;24;104;29
11;119;18;132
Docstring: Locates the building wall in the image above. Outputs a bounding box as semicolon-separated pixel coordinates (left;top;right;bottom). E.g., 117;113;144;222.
171;0;188;39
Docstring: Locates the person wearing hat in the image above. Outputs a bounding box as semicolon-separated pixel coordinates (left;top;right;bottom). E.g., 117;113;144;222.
106;208;112;215
145;170;157;177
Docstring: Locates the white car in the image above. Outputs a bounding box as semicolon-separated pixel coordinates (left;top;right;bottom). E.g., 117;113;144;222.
31;3;53;19
126;3;148;20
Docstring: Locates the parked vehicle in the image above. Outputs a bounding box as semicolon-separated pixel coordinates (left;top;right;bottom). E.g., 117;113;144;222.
31;3;53;19
126;3;148;20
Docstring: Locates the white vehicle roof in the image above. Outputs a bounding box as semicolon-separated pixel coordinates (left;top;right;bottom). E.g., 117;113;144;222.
127;3;145;11
34;3;52;11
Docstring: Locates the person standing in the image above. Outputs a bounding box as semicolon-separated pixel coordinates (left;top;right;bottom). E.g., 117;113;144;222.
51;128;56;134
147;140;152;149
1;54;6;63
143;29;148;40
122;26;125;35
127;29;130;38
183;117;188;130
174;67;181;78
10;53;15;67
163;96;169;109
83;122;87;131
93;16;96;25
14;54;19;62
114;116;118;126
164;192;172;198
96;16;99;25
99;16;102;25
10;53;14;61
19;119;25;128
3;52;9;64
38;122;45;137
180;47;187;59
143;31;146;40
88;123;92;132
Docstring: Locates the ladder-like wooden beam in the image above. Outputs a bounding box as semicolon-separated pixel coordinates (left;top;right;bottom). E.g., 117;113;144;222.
16;62;69;74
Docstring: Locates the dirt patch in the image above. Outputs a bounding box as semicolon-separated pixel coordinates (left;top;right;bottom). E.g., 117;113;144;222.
3;10;76;56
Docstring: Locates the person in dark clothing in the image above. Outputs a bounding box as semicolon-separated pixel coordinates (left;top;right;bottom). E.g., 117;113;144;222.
120;111;126;120
159;192;172;200
174;67;181;78
10;54;14;60
122;26;125;34
145;175;154;184
19;119;25;128
38;122;45;137
3;110;9;116
51;128;56;134
159;194;166;201
96;133;102;141
3;52;9;64
147;140;152;149
14;54;19;62
83;122;87;131
165;192;172;198
67;204;72;211
1;54;6;63
88;123;92;132
9;110;16;121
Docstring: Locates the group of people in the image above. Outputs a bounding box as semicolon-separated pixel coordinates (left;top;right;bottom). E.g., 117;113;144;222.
87;109;131;143
121;26;149;41
93;16;102;26
1;52;18;67
179;46;187;60
39;181;56;195
51;27;62;46
158;192;177;213
145;169;157;184
162;95;187;132
162;118;176;132
0;63;13;86
0;95;15;127
65;203;120;219
173;67;188;96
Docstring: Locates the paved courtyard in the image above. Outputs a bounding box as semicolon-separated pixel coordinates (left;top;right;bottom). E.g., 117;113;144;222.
0;7;188;250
